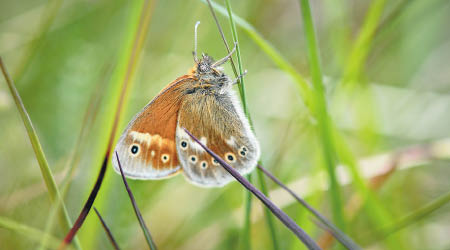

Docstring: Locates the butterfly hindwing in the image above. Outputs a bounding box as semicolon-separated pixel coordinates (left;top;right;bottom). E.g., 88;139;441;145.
112;76;194;179
176;89;260;187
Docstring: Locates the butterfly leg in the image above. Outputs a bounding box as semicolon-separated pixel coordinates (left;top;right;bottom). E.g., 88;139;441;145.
231;69;248;85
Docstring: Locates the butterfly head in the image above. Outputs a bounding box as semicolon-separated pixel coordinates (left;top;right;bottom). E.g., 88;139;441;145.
192;53;231;93
196;53;217;74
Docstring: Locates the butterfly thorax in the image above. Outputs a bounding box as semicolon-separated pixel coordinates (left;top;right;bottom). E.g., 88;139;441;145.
192;54;232;94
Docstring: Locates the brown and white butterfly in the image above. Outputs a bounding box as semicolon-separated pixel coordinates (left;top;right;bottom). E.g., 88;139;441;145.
112;24;259;187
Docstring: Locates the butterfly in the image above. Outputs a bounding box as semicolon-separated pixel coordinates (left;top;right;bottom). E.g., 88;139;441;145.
112;22;260;187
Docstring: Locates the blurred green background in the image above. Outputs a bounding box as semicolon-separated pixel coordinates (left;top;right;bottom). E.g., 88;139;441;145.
1;0;449;249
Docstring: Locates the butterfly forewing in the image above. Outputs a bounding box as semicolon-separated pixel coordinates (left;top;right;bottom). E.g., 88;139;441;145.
112;76;194;179
176;90;260;187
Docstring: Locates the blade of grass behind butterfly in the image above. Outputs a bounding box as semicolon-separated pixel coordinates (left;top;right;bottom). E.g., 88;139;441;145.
61;0;155;248
297;0;346;232
0;216;68;250
200;0;312;109
0;58;81;250
222;0;280;248
39;61;114;250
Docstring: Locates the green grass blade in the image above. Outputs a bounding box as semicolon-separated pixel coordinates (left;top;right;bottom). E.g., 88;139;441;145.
77;1;155;248
0;57;80;249
13;0;63;83
297;0;346;231
201;0;312;108
224;0;248;115
38;62;113;250
0;216;66;250
222;1;280;248
383;190;450;237
341;0;387;86
331;126;401;249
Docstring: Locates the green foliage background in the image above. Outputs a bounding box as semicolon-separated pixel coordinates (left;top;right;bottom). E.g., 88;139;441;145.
0;0;449;249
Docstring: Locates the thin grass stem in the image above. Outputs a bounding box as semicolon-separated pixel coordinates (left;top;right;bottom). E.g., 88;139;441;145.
206;0;280;248
93;207;121;250
183;128;320;250
201;0;312;108
39;61;113;250
258;165;361;250
61;0;155;247
115;152;157;250
0;57;81;250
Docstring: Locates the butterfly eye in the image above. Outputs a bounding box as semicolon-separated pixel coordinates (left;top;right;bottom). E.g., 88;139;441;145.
225;153;236;163
199;63;209;72
200;161;208;169
190;155;198;163
130;144;140;155
161;154;170;163
180;140;188;150
211;158;220;166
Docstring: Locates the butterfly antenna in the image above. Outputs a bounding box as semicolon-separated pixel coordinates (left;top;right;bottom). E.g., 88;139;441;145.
211;42;237;68
193;21;201;64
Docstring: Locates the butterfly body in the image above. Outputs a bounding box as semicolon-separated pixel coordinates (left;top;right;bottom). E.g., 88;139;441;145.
112;54;260;187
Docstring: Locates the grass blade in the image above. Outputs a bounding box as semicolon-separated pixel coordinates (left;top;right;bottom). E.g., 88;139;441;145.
382;190;450;238
223;0;248;114
115;152;157;250
200;0;312;108
297;0;346;231
0;57;80;249
206;0;281;248
61;0;155;247
39;61;114;250
93;207;121;250
0;216;66;250
242;174;253;250
183;128;320;250
60;154;109;248
341;0;387;86
258;165;361;250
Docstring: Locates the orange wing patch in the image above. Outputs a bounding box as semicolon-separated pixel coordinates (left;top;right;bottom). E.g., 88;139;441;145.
112;75;193;179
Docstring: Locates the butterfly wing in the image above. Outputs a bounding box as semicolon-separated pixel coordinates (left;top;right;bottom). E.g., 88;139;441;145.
112;76;194;179
175;89;260;187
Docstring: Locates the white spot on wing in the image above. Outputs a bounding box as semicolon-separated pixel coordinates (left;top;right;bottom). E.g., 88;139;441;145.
226;136;236;147
130;131;152;145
